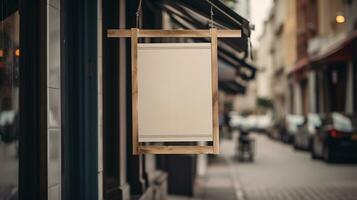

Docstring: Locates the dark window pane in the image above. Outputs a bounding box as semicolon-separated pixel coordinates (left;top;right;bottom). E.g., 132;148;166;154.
0;11;19;200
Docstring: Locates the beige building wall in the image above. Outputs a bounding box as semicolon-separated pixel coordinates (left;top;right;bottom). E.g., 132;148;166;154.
317;0;346;37
270;0;289;118
255;20;274;100
234;82;257;113
309;0;349;56
282;0;297;115
283;0;297;70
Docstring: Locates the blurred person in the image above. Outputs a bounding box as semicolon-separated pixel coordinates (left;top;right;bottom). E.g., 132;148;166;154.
237;128;255;162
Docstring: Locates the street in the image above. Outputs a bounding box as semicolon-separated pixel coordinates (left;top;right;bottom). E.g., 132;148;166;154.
170;133;357;200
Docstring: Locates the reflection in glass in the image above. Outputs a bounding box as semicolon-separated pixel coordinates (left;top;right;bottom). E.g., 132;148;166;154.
0;11;19;200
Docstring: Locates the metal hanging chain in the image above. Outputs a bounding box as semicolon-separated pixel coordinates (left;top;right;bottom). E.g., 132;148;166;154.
210;1;215;28
249;37;254;60
136;0;143;28
205;0;242;27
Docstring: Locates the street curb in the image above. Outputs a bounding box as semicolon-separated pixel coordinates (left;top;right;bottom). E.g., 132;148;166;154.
224;156;247;200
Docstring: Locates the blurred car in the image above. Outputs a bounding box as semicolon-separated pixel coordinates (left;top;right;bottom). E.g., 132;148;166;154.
252;115;272;133
229;113;255;132
230;113;273;134
243;115;257;132
281;115;304;144
267;117;285;140
294;113;323;150
0;110;17;143
229;112;245;131
311;113;357;162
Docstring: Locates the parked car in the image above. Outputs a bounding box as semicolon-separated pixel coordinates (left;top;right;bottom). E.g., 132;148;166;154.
294;113;323;150
267;117;285;140
281;115;304;144
243;115;257;132
230;113;273;134
229;112;245;131
311;113;357;162
230;114;255;133
254;115;272;133
0;110;17;143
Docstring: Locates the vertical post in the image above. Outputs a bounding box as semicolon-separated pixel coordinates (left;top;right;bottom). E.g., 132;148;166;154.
19;0;48;198
62;0;98;198
131;28;139;155
210;28;219;154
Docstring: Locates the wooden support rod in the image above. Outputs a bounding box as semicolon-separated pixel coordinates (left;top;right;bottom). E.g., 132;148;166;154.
210;29;220;154
138;146;214;154
107;29;241;38
131;28;139;155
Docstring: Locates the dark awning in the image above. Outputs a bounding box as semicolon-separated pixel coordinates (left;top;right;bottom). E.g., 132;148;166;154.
310;30;357;63
289;31;357;79
219;81;246;95
144;0;255;94
173;0;251;37
159;0;250;54
167;13;256;80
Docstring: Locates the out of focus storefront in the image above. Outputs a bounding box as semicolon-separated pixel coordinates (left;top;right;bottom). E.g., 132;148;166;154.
287;0;357;116
310;31;357;114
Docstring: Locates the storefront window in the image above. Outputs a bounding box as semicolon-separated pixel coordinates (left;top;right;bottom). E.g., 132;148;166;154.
0;11;20;200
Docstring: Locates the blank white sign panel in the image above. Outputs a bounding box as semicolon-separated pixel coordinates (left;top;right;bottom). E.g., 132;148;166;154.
137;43;213;142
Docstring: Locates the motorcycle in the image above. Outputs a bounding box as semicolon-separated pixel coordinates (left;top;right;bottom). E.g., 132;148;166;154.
236;130;255;162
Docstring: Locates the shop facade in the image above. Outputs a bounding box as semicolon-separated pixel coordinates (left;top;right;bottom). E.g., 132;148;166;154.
0;0;253;199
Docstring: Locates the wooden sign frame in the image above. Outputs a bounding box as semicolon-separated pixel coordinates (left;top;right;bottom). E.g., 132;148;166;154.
107;28;241;154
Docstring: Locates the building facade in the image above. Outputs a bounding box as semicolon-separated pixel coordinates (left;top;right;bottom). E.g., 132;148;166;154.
0;0;254;200
257;0;357;120
291;0;357;115
256;0;297;118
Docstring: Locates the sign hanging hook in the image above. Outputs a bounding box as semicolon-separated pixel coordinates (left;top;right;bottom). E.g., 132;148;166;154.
136;0;143;28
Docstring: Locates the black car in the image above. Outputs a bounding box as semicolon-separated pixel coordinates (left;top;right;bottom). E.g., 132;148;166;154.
311;113;357;162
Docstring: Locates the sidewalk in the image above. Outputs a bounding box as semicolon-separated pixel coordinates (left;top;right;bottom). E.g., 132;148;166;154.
169;136;242;200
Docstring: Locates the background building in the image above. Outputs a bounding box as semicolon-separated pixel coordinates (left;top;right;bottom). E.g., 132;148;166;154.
254;0;297;117
256;0;357;118
234;0;250;19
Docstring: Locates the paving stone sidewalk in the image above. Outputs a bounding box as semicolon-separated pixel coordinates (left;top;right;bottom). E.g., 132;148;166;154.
168;156;238;200
168;137;240;200
168;133;357;200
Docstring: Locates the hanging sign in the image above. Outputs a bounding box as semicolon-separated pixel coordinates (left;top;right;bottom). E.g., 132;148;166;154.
107;28;241;154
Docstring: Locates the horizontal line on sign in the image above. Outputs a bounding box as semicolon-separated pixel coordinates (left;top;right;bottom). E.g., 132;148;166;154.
107;29;241;38
139;134;213;142
140;134;212;138
139;145;215;154
138;43;211;50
